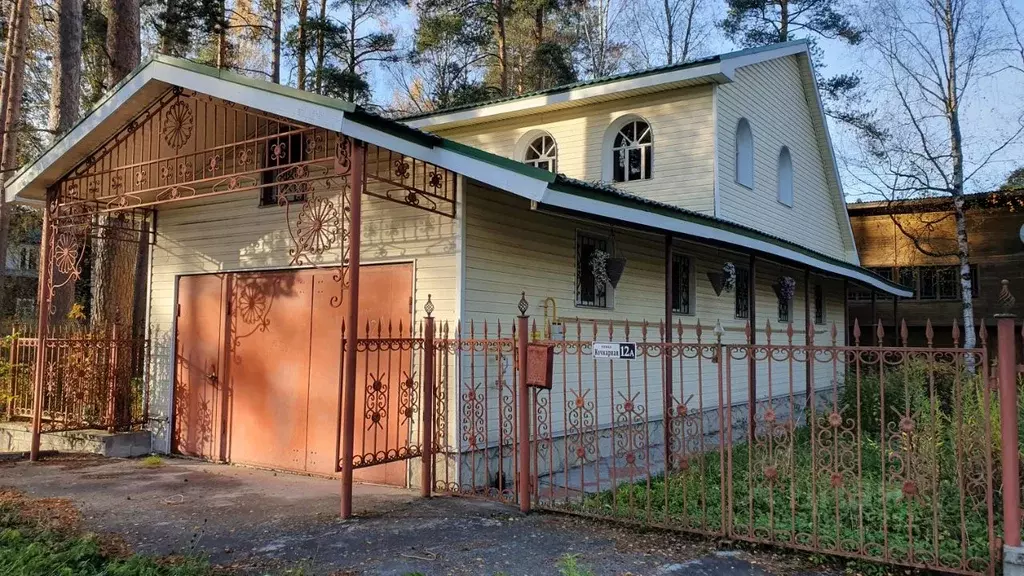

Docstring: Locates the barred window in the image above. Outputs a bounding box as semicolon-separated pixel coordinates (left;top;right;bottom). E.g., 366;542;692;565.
671;254;692;314
575;232;610;308
814;283;825;324
735;267;750;319
777;293;790;322
260;131;306;206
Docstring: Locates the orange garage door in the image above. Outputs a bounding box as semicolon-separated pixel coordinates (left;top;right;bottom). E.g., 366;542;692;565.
172;264;413;485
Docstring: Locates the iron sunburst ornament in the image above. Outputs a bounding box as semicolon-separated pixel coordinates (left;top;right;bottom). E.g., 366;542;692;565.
53;232;82;278
162;100;194;151
294;194;341;257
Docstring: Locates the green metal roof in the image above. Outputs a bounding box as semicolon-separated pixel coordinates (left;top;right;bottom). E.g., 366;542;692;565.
6;48;906;295
399;41;810;122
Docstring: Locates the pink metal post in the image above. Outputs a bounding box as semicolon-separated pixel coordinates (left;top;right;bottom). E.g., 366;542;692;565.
106;323;120;432
516;293;531;513
996;279;1021;547
340;141;365;519
29;194;53;461
421;299;436;499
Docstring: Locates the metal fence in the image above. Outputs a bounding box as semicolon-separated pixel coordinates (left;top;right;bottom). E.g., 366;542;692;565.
347;302;1016;576
0;324;150;433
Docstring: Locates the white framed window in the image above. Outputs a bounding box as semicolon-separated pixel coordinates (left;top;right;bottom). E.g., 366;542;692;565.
607;117;653;182
523;134;558;172
777;146;793;206
735;118;754;188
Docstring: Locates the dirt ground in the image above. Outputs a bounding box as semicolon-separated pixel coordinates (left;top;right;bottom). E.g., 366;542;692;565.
0;454;831;575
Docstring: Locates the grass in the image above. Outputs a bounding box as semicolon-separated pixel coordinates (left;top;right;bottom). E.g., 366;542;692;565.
140;455;164;468
556;554;595;576
574;371;1002;575
0;490;211;576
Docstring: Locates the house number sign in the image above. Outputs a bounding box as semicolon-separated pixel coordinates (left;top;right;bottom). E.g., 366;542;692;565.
592;342;637;359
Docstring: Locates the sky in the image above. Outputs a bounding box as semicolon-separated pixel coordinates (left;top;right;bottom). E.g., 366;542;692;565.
309;0;1024;201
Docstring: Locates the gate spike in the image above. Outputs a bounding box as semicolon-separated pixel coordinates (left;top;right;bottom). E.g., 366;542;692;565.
624;318;630;340
496;319;502;338
469;318;475;339
899;319;908;347
951;318;960;347
807;321;814;345
608;319;614;340
575;318;581;339
677;319;683;340
531;318;537;341
397;319;403;337
591;320;597;340
925;319;934;347
695;319;703;343
786;321;794;343
744;321;751;341
764;319;773;343
830;322;837;345
642;320;649;342
979;318;988;347
483;319;488;339
876;320;885;344
658;320;664;341
364;319;371;339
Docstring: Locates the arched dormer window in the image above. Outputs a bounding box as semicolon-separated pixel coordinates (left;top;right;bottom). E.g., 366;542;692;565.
777;146;793;206
515;130;558;173
735;118;754;188
603;116;653;183
524;134;558;172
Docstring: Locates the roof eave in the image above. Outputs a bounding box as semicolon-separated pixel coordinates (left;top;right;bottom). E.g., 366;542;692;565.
404;64;730;131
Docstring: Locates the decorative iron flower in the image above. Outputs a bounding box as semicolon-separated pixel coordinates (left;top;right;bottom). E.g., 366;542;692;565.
53;233;81;277
237;283;267;325
162;100;194;151
294;196;340;256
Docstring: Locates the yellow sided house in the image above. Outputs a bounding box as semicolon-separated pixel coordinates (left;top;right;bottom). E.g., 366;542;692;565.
4;41;909;516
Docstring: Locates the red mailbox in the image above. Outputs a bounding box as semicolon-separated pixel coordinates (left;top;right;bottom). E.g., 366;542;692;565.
526;344;554;389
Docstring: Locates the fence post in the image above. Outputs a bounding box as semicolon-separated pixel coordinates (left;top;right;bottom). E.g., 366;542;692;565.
7;329;16;417
516;292;531;514
106;323;119;432
29;196;53;462
421;296;435;499
996;280;1021;553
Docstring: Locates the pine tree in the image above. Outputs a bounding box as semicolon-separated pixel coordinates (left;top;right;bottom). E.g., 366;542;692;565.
720;0;879;138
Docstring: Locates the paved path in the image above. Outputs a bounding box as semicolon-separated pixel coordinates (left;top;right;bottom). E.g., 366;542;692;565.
0;455;830;575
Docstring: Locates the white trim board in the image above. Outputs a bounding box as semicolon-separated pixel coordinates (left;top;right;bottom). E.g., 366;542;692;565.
538;188;913;297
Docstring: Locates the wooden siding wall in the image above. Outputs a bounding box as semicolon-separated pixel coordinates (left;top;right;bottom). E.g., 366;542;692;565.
433;86;717;213
715;56;849;262
462;182;845;442
147;181;460;453
848;208;1024;333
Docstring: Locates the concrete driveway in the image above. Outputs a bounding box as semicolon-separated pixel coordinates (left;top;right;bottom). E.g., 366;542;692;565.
0;455;828;575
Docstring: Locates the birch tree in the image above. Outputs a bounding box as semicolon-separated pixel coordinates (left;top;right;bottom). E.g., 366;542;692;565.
849;0;1024;349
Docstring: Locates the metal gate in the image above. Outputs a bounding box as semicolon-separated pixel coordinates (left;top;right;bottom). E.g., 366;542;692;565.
403;295;1019;576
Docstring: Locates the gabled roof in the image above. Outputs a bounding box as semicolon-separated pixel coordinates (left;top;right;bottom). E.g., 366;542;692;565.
402;41;811;130
3;55;909;297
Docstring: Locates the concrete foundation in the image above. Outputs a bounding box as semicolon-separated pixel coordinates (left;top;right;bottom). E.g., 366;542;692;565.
1005;545;1024;576
0;421;151;457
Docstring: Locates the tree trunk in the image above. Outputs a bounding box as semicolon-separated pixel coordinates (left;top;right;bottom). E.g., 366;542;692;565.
48;0;84;325
314;0;327;93
494;0;508;95
105;0;140;86
296;0;308;90
944;0;974;349
663;0;674;65
272;0;282;83
347;0;356;101
0;0;31;317
779;0;789;42
681;0;696;62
